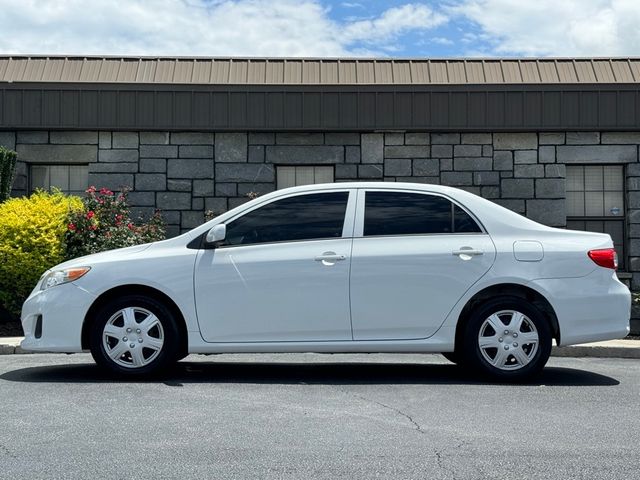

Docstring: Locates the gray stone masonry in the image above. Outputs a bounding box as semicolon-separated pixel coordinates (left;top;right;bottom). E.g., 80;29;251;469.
5;129;640;288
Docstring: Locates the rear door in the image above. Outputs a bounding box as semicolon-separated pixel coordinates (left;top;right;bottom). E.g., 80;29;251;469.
349;189;496;340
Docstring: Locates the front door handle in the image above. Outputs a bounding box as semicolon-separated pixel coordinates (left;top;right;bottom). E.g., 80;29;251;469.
315;251;346;265
453;247;484;259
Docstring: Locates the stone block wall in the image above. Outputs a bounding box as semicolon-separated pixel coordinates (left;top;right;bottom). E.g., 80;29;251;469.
2;129;640;286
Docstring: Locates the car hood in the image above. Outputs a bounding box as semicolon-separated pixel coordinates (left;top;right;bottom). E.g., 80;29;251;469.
52;243;154;270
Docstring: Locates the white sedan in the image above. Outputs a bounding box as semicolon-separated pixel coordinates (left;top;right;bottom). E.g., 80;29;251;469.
21;182;630;380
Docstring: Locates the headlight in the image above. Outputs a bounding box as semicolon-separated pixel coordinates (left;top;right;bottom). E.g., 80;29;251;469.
40;267;91;291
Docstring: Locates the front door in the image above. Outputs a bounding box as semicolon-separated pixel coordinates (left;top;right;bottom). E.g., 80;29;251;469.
350;189;496;340
194;190;355;343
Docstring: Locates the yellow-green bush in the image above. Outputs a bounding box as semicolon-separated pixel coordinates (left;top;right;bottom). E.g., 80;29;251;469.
0;190;83;316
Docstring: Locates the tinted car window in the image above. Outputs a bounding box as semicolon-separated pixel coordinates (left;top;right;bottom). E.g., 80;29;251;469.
363;191;481;236
224;192;349;246
454;204;482;233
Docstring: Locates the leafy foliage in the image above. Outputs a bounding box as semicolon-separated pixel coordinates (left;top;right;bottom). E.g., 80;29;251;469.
0;190;83;315
0;146;18;203
65;186;165;259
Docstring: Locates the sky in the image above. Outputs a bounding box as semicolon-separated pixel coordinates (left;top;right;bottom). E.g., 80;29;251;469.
0;0;639;58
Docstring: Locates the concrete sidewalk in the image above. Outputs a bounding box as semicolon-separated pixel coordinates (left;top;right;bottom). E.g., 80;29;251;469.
1;336;639;358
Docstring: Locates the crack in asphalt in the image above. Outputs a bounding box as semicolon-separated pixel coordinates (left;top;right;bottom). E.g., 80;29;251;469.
332;386;425;435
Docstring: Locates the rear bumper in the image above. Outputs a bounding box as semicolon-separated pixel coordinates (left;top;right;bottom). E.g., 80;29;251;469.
532;270;630;346
20;283;95;353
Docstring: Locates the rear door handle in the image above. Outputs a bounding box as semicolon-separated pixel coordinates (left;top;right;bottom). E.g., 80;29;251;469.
453;247;484;257
315;251;346;265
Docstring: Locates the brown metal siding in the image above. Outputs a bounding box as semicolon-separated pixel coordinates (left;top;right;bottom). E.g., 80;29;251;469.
3;56;640;85
2;83;639;131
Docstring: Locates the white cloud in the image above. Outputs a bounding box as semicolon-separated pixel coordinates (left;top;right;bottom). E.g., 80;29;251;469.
0;0;449;57
342;4;448;44
450;0;640;56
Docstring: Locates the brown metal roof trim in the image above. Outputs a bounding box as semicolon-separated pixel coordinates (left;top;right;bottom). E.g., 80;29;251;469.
1;56;639;85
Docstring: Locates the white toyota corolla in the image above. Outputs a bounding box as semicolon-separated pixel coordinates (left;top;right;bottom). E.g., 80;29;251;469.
21;182;630;380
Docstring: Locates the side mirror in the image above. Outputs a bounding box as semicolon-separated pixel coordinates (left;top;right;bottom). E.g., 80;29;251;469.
205;224;226;245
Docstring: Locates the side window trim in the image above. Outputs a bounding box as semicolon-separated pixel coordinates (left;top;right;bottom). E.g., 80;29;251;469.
353;188;486;238
216;189;356;249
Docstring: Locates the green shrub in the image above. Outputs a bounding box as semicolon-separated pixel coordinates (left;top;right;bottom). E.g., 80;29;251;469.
65;186;165;259
0;146;18;203
0;190;83;316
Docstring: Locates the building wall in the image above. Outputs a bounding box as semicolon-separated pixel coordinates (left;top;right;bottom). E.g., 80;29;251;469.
2;129;640;287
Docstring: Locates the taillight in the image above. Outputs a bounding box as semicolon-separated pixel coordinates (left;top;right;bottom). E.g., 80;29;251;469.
588;248;618;270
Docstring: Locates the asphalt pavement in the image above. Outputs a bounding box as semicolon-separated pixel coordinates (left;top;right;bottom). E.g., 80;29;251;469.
1;353;639;480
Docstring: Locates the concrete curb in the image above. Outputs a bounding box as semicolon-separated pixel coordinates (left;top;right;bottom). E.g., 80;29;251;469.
1;337;640;358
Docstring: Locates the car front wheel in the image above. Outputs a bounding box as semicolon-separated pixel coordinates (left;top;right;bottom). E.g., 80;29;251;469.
89;295;180;377
461;296;552;381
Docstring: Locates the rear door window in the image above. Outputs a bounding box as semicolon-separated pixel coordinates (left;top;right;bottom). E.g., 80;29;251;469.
363;191;481;236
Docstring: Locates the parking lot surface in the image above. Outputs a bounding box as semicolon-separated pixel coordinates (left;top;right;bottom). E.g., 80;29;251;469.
1;353;638;480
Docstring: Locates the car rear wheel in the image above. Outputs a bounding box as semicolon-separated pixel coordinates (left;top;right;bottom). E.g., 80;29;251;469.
461;296;552;381
89;295;180;377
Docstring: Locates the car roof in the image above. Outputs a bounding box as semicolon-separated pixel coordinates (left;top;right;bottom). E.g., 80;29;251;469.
273;182;459;196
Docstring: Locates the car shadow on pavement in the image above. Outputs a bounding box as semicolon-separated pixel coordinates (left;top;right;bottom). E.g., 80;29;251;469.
0;361;620;386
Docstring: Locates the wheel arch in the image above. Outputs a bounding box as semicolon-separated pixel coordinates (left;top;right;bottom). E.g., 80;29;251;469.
81;284;188;357
454;283;560;350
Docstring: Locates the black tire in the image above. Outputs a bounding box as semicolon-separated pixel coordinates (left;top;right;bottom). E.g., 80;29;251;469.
460;296;552;381
89;295;181;377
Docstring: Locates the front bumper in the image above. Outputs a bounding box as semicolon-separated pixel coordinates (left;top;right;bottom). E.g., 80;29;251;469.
20;282;96;353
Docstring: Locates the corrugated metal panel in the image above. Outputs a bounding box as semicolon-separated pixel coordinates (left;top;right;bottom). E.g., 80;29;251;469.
192;60;212;84
465;61;485;83
320;61;338;84
302;61;320;84
538;60;559;83
285;60;302;84
502;61;522;82
430;61;448;83
556;60;578;82
247;60;265;84
174;60;195;83
2;84;640;131
6;58;28;82
356;61;375;84
2;56;640;85
520;61;541;83
374;61;393;84
484;61;504;83
21;58;46;82
410;61;429;83
265;60;284;83
229;60;247;84
116;59;138;82
211;59;230;83
154;59;176;83
61;58;83;82
0;58;9;81
593;60;615;82
575;60;597;82
392;61;411;84
611;60;634;82
79;58;103;82
629;60;640;82
446;61;466;83
338;61;356;84
99;59;121;82
137;59;157;83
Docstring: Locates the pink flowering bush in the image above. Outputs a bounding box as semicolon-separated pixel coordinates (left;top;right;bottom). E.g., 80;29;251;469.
65;186;165;259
